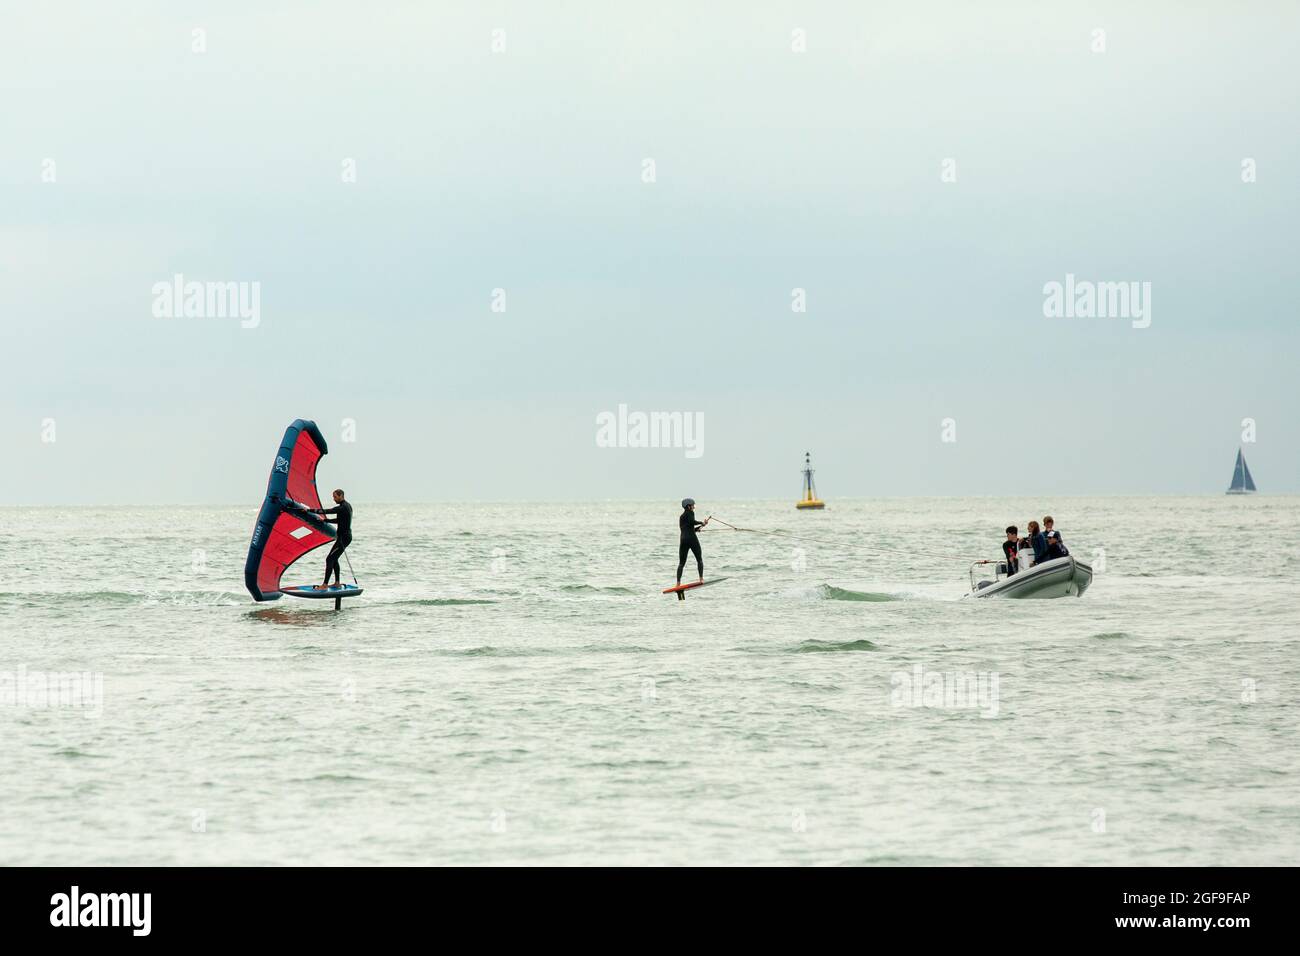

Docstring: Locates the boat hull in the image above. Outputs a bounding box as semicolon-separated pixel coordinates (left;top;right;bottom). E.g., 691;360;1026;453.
967;556;1092;599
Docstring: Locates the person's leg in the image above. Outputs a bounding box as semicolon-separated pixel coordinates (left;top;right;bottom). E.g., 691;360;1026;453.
322;543;342;587
332;539;349;586
677;542;689;584
690;540;703;581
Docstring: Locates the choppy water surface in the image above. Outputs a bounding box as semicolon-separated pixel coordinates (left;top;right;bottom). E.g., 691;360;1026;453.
1;497;1297;865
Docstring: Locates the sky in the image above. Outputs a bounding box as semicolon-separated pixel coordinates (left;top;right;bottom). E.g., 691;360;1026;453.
3;1;1297;504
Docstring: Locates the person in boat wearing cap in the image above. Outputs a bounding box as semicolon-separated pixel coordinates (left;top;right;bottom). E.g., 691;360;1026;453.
676;498;710;600
309;489;353;589
1041;529;1069;562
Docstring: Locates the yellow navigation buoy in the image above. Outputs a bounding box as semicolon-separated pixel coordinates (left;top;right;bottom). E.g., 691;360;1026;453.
797;451;825;509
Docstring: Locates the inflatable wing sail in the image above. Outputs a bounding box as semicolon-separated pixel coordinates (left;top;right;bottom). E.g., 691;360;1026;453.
244;419;337;601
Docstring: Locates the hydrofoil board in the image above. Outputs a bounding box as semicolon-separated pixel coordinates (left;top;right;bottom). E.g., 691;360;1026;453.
282;584;364;599
662;577;728;594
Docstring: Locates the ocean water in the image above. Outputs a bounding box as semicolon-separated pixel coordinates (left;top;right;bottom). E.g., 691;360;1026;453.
2;497;1297;866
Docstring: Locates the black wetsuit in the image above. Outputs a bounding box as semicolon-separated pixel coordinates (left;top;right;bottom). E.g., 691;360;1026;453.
677;510;705;585
315;500;353;586
1001;539;1020;575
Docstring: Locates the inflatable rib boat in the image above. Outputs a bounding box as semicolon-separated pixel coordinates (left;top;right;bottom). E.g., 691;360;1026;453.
966;555;1093;599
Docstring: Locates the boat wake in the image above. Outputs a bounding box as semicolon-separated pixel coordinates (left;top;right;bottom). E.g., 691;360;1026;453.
809;584;901;603
558;584;637;595
792;638;880;652
390;598;497;607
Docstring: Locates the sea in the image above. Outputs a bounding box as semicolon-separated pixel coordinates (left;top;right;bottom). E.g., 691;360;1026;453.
2;497;1296;865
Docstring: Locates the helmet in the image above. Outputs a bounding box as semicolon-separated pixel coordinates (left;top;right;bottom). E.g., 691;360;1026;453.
681;498;695;508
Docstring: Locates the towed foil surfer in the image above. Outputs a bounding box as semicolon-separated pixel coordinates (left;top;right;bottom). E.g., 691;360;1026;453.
310;489;353;589
676;498;710;600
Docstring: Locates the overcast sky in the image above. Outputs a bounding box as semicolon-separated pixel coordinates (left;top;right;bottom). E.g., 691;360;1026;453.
3;1;1297;504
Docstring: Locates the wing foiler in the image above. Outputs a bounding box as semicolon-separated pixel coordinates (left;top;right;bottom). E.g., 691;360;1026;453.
244;419;337;601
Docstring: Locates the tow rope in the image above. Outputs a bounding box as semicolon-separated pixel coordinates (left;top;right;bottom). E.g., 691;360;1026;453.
707;516;967;562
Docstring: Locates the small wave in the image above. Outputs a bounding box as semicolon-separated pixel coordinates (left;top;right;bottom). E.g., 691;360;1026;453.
144;591;245;607
393;598;496;606
558;584;636;595
793;639;879;653
0;590;138;605
1089;631;1131;640
449;645;533;657
1;589;241;609
819;585;899;602
447;643;655;658
295;773;373;784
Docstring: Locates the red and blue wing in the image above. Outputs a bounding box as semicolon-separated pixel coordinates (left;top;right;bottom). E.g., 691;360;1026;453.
244;420;336;601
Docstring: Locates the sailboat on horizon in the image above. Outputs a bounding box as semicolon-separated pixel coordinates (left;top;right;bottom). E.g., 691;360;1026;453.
1226;448;1257;495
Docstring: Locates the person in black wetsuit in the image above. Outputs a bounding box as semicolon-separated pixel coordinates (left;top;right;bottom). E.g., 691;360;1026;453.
676;498;709;600
310;489;353;588
1001;525;1021;575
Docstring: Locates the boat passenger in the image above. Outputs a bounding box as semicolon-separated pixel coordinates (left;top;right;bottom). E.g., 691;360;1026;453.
1026;520;1046;565
1002;526;1021;575
1042;515;1063;548
1016;535;1034;571
1041;530;1068;561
